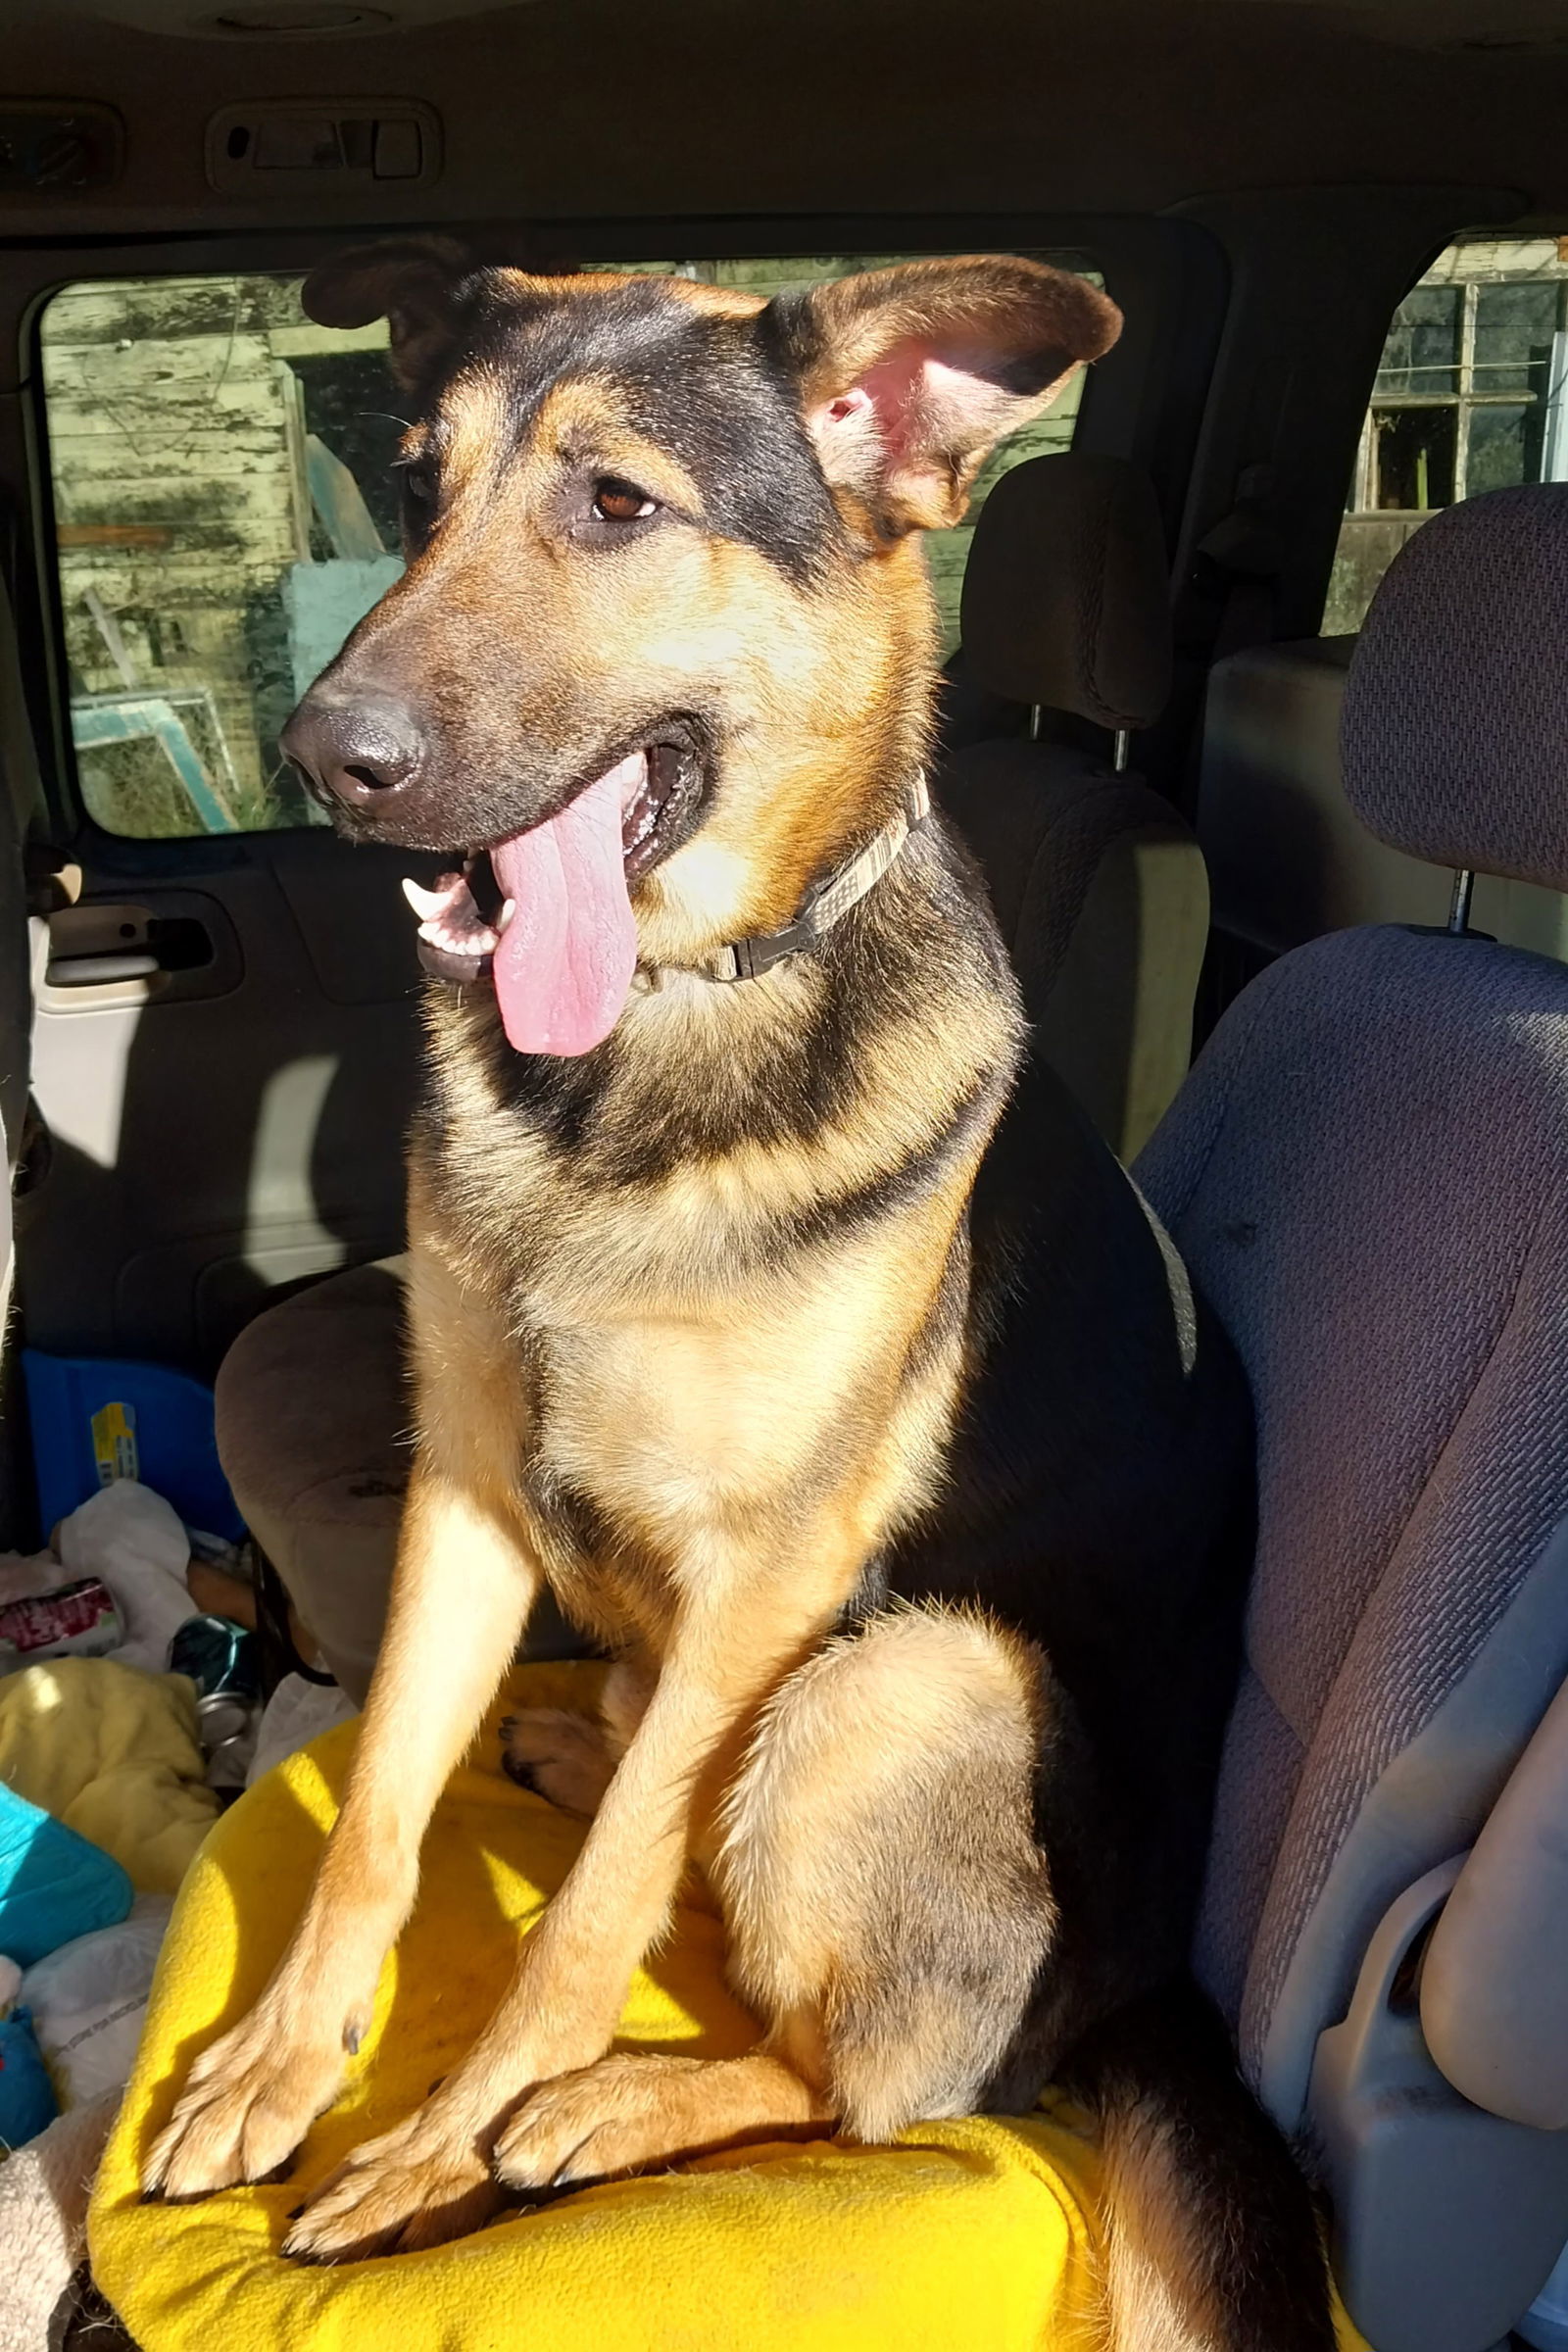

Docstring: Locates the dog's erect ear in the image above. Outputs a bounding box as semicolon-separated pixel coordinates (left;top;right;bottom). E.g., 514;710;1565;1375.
301;234;475;394
767;257;1121;536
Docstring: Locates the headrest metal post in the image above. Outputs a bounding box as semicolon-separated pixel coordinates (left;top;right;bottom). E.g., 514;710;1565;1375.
1112;728;1131;773
1029;705;1043;742
1447;868;1475;938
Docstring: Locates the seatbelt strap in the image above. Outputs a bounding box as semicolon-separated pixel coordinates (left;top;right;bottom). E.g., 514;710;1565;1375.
0;508;52;1178
1192;474;1283;671
1209;571;1278;666
0;563;48;843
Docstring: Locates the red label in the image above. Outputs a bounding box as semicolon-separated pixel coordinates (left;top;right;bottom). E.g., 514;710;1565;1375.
0;1578;120;1655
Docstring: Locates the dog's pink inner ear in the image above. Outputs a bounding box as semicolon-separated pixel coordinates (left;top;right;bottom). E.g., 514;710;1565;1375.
795;258;1121;537
808;331;1077;535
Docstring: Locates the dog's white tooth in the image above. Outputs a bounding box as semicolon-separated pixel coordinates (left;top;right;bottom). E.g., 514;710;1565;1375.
419;917;498;959
403;875;452;921
614;748;651;810
496;898;516;936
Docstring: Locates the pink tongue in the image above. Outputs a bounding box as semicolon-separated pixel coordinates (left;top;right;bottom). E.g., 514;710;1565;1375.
488;760;640;1055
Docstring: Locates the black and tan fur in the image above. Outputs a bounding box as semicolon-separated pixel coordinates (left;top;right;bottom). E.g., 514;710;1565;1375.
144;245;1335;2348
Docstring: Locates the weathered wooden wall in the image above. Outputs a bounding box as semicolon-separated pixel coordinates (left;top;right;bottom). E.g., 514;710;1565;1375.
41;273;379;833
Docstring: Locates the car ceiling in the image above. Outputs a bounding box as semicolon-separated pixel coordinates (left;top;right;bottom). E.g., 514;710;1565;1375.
2;0;1568;237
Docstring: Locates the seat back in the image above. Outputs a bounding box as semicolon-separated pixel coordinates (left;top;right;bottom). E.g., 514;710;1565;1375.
1198;629;1568;963
938;454;1205;1161
1137;484;1568;2349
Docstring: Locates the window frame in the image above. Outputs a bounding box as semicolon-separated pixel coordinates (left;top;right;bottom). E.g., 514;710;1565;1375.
1347;270;1568;516
19;211;1224;858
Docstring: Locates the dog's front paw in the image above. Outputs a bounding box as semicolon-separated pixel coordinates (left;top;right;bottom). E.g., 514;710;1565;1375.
143;2007;355;2200
494;2053;708;2189
500;1706;615;1816
282;2108;504;2261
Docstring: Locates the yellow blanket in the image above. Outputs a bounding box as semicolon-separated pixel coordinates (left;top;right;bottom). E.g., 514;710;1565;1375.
0;1656;220;1896
92;1661;1365;2351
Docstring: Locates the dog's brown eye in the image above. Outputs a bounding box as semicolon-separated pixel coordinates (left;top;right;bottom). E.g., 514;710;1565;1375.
593;479;657;523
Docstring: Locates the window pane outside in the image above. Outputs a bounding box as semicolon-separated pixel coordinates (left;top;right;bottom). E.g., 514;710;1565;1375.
1471;279;1559;395
1373;284;1462;398
40;250;1094;840
1327;236;1568;633
1372;408;1457;512
1465;400;1544;497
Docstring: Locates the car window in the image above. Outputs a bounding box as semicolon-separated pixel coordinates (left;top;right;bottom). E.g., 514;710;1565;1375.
37;251;1095;840
1326;234;1568;634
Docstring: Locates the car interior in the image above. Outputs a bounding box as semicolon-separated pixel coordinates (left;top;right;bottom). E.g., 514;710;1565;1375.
4;0;1568;2344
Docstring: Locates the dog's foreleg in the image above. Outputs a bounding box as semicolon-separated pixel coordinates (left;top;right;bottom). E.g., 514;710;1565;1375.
280;1548;859;2260
143;1461;541;2201
492;2048;834;2189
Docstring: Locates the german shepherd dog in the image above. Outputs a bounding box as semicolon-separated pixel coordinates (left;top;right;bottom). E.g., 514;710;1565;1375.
145;244;1335;2349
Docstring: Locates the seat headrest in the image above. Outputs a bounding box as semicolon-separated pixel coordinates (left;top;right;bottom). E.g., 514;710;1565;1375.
958;452;1173;730
1342;484;1568;892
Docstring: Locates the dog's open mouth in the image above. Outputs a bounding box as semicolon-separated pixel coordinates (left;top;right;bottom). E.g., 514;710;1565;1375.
401;727;705;1057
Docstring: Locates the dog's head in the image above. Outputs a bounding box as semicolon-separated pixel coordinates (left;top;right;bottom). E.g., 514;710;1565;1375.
281;244;1119;1054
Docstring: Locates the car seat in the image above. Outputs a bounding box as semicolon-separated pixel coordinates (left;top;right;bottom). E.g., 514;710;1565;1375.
938;449;1206;1161
1136;480;1568;2352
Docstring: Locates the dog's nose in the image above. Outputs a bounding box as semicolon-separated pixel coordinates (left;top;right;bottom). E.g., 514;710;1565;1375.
281;696;425;809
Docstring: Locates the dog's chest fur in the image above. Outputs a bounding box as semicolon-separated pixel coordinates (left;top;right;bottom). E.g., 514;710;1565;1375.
407;831;1020;1652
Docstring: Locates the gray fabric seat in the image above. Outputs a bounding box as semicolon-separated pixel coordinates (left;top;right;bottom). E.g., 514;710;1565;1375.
938;452;1207;1162
1137;482;1568;2352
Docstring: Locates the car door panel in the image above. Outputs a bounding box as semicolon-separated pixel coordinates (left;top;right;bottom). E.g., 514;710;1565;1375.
23;831;420;1375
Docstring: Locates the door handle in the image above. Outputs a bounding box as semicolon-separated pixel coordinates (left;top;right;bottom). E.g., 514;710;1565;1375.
32;894;232;1013
44;949;161;988
38;902;215;995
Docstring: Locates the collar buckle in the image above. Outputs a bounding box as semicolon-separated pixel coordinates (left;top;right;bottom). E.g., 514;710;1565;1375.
690;773;930;987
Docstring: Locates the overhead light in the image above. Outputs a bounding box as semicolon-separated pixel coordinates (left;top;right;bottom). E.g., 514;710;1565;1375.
197;4;393;33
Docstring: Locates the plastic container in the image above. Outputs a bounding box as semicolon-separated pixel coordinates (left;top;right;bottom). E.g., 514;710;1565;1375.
22;1349;244;1544
22;1894;172;2108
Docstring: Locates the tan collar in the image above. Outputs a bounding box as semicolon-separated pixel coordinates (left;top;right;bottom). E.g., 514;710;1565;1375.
648;774;931;987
